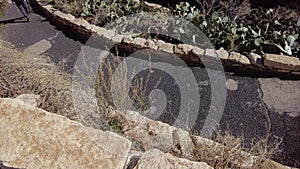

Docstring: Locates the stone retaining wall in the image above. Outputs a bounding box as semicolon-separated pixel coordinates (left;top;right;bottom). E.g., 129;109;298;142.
0;96;293;169
0;97;213;169
30;0;300;78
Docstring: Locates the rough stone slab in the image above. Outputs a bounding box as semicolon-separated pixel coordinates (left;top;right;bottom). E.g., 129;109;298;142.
216;47;229;60
176;128;194;158
131;37;147;48
259;78;300;117
133;149;213;169
125;119;177;151
239;55;251;65
117;110;193;155
24;39;52;56
0;98;131;169
264;54;300;71
228;52;241;63
158;43;174;53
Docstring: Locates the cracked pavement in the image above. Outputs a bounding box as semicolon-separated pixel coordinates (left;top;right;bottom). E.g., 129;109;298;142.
1;3;300;167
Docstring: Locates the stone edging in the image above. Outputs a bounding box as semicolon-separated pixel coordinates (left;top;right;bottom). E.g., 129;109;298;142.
107;109;294;169
31;0;300;77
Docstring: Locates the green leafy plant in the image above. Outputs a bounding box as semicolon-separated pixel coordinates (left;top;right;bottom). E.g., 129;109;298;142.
48;0;300;57
108;119;124;133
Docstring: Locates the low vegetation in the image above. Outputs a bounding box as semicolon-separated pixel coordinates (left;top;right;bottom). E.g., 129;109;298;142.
0;40;75;119
41;0;300;58
191;131;282;168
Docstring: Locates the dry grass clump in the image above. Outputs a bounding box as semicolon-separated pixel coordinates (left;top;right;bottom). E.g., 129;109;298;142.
0;40;75;119
191;131;282;168
94;55;160;114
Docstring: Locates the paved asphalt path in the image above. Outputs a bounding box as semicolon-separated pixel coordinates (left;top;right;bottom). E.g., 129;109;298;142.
1;3;300;167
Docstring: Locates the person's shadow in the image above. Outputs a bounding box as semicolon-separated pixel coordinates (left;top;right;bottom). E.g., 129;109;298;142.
0;17;28;24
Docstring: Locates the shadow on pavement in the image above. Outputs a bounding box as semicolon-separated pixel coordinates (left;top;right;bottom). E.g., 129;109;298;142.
0;17;28;24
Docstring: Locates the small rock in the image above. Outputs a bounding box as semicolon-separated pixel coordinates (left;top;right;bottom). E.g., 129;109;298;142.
226;79;239;91
216;47;229;60
123;36;134;44
111;34;124;43
102;30;116;40
90;25;99;33
191;46;205;56
249;52;262;65
205;49;217;58
174;44;194;55
239;55;251;65
145;39;156;49
73;18;91;30
15;94;40;107
228;52;241;63
132;37;147;48
96;27;108;37
43;5;54;12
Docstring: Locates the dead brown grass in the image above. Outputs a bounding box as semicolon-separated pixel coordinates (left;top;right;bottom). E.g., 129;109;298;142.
191;130;282;169
0;40;76;119
94;55;160;114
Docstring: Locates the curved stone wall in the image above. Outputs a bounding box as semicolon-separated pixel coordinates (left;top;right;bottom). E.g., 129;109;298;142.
30;0;300;78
